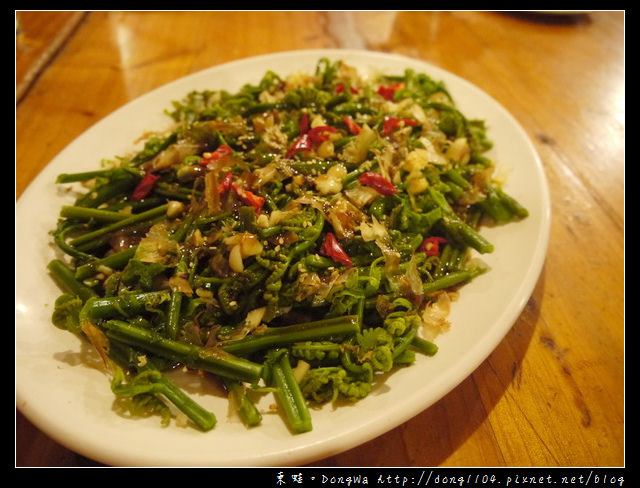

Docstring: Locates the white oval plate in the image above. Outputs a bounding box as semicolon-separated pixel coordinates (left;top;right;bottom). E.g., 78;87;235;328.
16;49;550;467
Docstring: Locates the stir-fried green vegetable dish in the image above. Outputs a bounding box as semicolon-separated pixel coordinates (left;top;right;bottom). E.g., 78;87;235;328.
48;58;528;434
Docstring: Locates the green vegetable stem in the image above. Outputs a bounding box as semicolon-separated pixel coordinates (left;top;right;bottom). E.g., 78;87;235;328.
265;349;312;434
103;319;263;384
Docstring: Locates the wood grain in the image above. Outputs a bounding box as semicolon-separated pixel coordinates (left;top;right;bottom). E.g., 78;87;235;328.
15;11;624;468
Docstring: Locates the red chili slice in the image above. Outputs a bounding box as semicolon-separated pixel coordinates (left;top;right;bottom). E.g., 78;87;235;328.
130;172;160;201
419;236;447;256
381;116;420;136
285;133;311;158
231;184;265;214
336;83;358;94
286;126;337;157
377;82;404;101
218;172;234;193
299;112;310;134
358;172;398;196
200;144;233;165
343;115;361;135
319;232;353;267
307;126;337;145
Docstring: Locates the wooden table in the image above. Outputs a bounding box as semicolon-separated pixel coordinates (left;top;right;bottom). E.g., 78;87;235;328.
15;11;625;468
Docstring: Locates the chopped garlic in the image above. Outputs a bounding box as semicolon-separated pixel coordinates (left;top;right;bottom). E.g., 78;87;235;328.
166;200;185;219
310;114;328;128
224;232;264;258
245;306;266;329
314;164;347;195
316;139;335;159
403;138;448;172
445;137;471;164
256;213;270;228
229;244;244;273
407;175;428;195
292;359;311;384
